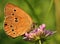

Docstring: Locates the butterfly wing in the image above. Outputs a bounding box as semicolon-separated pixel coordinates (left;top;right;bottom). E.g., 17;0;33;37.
4;3;33;38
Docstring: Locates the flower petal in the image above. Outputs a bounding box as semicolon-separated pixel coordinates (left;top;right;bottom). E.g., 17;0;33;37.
45;30;56;37
39;24;45;30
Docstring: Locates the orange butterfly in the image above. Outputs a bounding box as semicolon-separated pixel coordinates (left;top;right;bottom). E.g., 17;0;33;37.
4;3;33;38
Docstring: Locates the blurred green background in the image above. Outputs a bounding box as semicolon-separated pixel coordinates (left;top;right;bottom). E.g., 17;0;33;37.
0;0;60;44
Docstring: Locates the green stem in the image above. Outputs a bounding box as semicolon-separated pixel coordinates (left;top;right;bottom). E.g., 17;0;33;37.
55;0;60;33
39;40;41;44
47;0;53;14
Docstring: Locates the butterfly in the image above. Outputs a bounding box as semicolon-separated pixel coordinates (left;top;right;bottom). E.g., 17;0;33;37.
4;3;35;38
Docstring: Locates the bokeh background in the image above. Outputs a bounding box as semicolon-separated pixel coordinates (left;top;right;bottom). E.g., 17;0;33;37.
0;0;60;44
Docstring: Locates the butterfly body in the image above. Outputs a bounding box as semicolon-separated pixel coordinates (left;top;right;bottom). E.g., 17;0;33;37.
4;3;33;38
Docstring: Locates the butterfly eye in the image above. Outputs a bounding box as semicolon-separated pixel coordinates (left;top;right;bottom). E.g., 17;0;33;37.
4;23;7;26
13;33;15;34
10;25;14;31
12;13;14;15
12;29;14;31
14;9;16;11
10;25;13;27
15;18;17;19
15;20;18;22
15;18;18;22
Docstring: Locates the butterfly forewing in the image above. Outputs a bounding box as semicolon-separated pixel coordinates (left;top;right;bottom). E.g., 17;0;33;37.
4;3;33;38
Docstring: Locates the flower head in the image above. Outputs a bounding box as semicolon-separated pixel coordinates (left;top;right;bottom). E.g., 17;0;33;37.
23;24;56;41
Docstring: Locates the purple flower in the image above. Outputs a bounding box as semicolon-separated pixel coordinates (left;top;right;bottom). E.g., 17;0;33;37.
44;30;56;37
23;24;56;41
